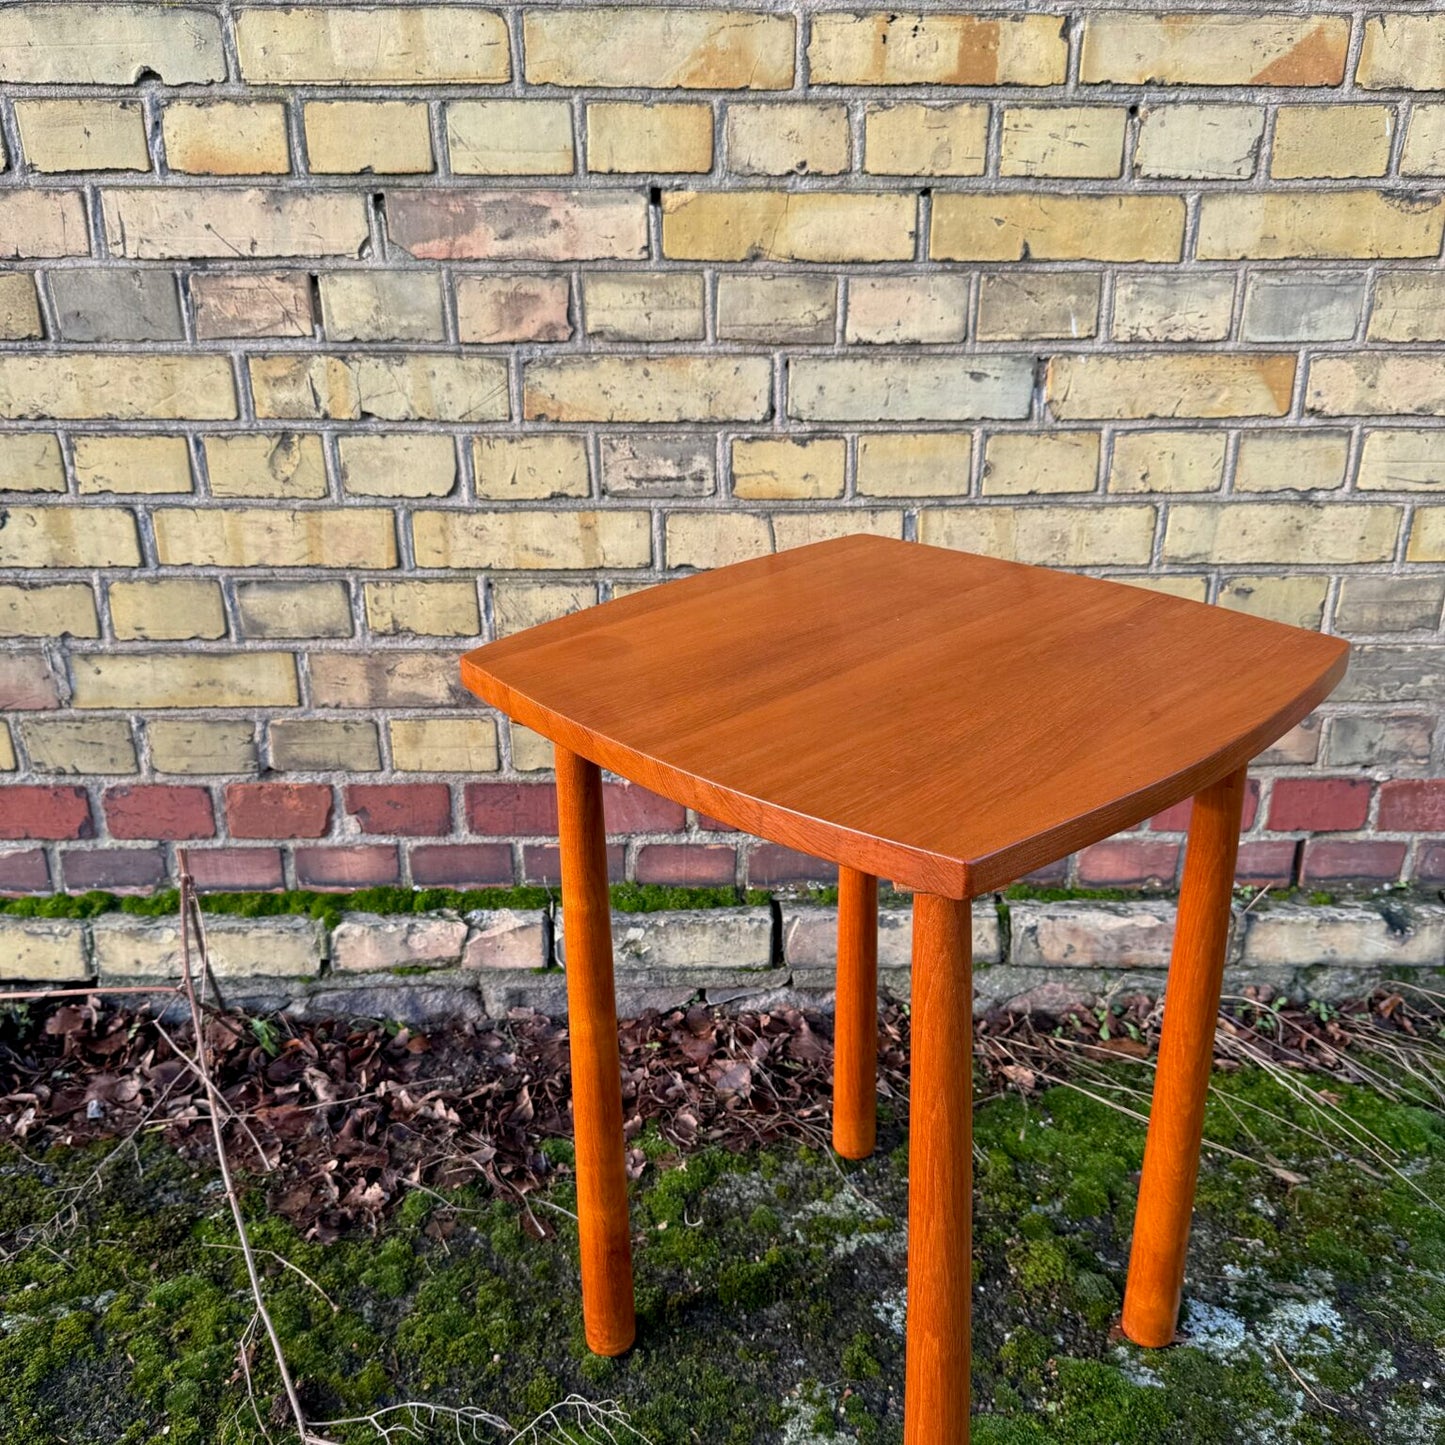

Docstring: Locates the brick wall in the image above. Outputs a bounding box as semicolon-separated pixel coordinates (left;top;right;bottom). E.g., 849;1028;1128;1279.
1;3;1442;899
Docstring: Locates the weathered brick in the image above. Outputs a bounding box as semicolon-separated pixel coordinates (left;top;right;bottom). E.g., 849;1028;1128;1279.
456;276;572;343
237;7;509;84
0;355;235;420
192;272;313;339
51;270;182;343
304;101;432;174
154;507;396;570
270;719;381;774
976;273;1100;341
1357;15;1445;91
526;10;793;89
1242;273;1366;344
103;189;369;260
1335;575;1445;633
981;432;1099;496
1272;105;1394;180
109;579;226;641
1234;431;1349;493
863;103;987;177
0;274;41;340
96;913;323;977
1327;716;1434;769
0;5;224;84
666;512;771;570
1336;644;1445;704
1402;106;1445;176
716;275;836;344
599;437;711;499
845;276;969;345
584;272;705;343
0;507;140;568
105;784;214;841
809;14;1066;86
1218;574;1328;629
391;719;499;774
1052;354;1293;420
320;272;445;343
21;719;136;775
727;103;849;176
147;721;260;776
71;654;299;710
732;438;845;501
332;912;468;972
0;192;89;259
1197;193;1445;261
773;510;903;551
586;103;713;174
345;783;451;837
206;433;328;500
388;190;648;262
309;652;467;708
448;100;574;176
1307;355;1445;418
1369;274;1445;343
525;356;770;423
789;356;1031;422
474;435;589;500
164;101;289;176
1357;431;1445;492
1408;509;1445;563
1081;15;1348;86
663;191;915;263
74;435;192;496
1112;273;1234;343
0;784;92;840
15;99;149;172
931;194;1184;262
857;434;972;497
338;434;457;499
0;654;64;710
1134;104;1263;180
236;581;352;640
250;354;508;423
492;582;593;638
364;579;479;637
414;510;651;570
0;584;98;640
1163;503;1401;564
227;782;332;840
920;505;1157;566
1001;106;1126;179
0;917;86;981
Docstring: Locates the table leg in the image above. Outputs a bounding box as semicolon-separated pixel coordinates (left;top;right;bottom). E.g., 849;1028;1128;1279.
555;745;636;1356
834;867;879;1159
904;892;973;1445
1122;765;1248;1348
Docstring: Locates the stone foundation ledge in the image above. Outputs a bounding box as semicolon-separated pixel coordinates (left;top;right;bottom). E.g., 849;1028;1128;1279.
2;898;1441;1024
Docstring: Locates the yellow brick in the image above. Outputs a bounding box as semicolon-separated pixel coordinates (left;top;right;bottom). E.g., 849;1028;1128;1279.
493;582;594;637
1218;575;1329;630
845;276;969;345
365;580;480;637
457;275;572;343
0;355;235;421
250;354;509;422
1357;431;1445;491
237;7;510;83
413;511;651;569
148;720;258;775
1407;509;1445;562
977;273;1100;342
0;433;64;492
1050;354;1295;420
1081;15;1348;85
163;102;289;175
732;438;845;500
474;435;590;500
15;99;148;172
584;272;705;343
1198;192;1445;261
586;103;714;174
0;274;41;339
1358;15;1445;91
74;435;192;495
391;718;499;773
0;507;140;567
863;103;988;177
1271;106;1395;180
857;434;972;497
305;102;432;174
109;579;226;641
448;101;574;176
1134;105;1264;180
791;356;1031;423
663;191;915;263
981;432;1099;496
102;188;368;260
726;104;849;176
1108;432;1226;494
1112;273;1234;344
0;191;89;259
809;13;1066;85
308;652;462;709
1368;274;1445;342
0;5;225;84
193;272;313;340
205;433;329;500
72;654;299;709
524;356;771;423
1121;575;1209;604
236;581;353;640
509;723;553;771
0;583;99;639
1234;431;1349;493
774;510;902;550
0;727;12;771
666;512;771;569
931;194;1184;262
269;719;380;773
1306;355;1445;418
1000;107;1127;179
319;271;445;342
1402;106;1445;175
154;508;397;569
920;505;1157;566
1165;503;1401;564
338;434;457;498
716;275;837;344
21;719;136;775
526;10;792;89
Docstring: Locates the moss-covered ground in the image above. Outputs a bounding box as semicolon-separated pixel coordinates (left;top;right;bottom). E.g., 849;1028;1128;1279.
3;1064;1444;1444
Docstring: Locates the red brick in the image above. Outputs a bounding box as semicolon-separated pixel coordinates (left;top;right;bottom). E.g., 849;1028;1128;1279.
1015;857;1069;886
188;848;285;891
226;782;332;839
523;843;625;884
295;844;399;889
602;782;686;833
0;848;49;892
747;844;838;887
1378;780;1445;832
0;785;93;840
635;844;737;886
1151;779;1260;831
410;842;514;887
62;847;167;891
1234;839;1298;886
1267;778;1371;833
104;784;215;841
465;782;558;835
695;812;734;833
1076;839;1180;887
1417;842;1445;883
345;783;451;837
1301;838;1407;883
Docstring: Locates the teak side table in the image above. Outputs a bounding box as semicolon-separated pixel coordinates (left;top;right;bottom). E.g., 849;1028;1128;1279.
461;535;1349;1442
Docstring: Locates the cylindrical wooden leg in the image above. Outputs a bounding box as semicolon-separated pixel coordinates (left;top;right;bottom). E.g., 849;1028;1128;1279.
904;892;972;1445
555;746;636;1357
833;867;879;1159
1122;765;1248;1349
